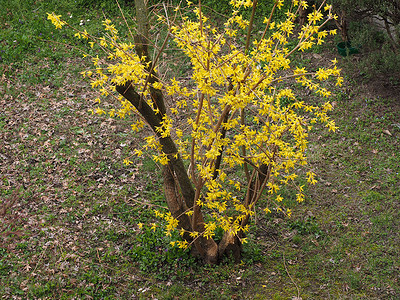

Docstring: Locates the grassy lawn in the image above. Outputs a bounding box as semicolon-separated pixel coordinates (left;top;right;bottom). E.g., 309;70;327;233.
1;0;399;298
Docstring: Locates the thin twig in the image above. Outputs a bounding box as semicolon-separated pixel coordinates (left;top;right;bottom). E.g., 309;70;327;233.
115;0;135;42
283;252;301;299
126;197;167;209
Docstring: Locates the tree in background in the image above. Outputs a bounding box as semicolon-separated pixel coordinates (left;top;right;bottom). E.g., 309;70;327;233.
48;0;342;264
322;0;400;79
326;0;400;47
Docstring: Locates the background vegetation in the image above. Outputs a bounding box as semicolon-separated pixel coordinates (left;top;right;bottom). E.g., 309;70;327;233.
1;0;399;298
326;0;400;79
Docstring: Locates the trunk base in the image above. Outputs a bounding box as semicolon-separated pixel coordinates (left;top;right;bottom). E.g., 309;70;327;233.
218;231;242;263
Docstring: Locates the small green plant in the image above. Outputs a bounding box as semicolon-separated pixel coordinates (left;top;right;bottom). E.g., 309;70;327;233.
0;249;13;276
241;237;266;264
289;215;323;237
128;225;197;280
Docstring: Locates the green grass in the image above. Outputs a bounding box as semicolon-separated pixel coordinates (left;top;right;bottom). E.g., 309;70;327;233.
1;0;400;298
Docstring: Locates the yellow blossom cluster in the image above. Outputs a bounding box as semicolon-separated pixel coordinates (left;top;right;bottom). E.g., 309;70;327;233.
47;13;66;29
48;0;342;249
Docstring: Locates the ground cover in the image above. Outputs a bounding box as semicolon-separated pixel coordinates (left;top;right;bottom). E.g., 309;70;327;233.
1;0;399;298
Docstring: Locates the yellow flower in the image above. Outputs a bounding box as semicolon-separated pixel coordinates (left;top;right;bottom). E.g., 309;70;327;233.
276;0;284;9
82;29;89;39
95;107;106;115
123;158;133;166
152;81;163;90
177;240;188;249
47;12;66;29
306;171;317;185
190;231;199;238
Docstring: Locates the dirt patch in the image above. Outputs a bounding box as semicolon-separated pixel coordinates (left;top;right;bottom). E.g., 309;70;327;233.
363;75;400;101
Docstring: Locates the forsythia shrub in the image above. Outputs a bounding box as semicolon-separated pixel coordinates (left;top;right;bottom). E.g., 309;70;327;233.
48;0;342;263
